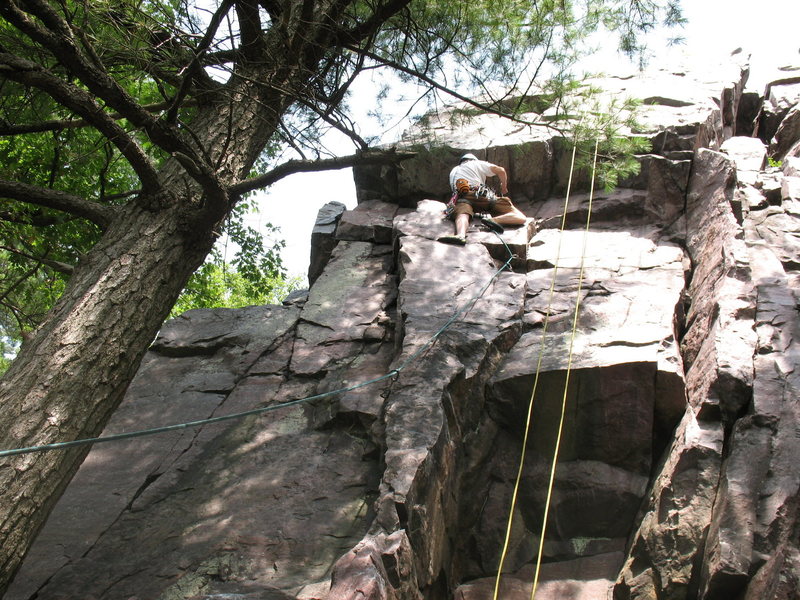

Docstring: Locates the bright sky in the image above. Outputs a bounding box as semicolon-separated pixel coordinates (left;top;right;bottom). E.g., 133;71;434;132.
248;0;800;284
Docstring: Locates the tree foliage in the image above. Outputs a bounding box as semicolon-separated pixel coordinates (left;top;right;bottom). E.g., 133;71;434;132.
170;215;300;317
0;3;295;357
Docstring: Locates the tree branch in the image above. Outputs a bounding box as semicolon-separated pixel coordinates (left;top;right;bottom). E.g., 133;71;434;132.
338;0;411;46
229;148;416;196
0;263;41;306
0;210;73;228
296;96;369;150
0;100;196;135
0;179;116;228
348;46;555;129
234;0;265;62
0;51;163;193
0;245;73;275
3;1;212;174
165;0;234;122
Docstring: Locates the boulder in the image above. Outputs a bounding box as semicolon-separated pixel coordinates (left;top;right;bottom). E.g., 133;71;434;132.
644;155;693;223
784;155;800;177
522;189;649;232
782;175;800;203
614;410;724;600
7;305;384;600
309;200;346;286
757;167;784;205
324;199;530;597
756;79;800;144
732;218;800;600
454;552;625;600
699;415;775;598
720;137;767;186
337;200;407;244
748;206;800;272
681;149;756;425
770;103;800;159
477;223;686;571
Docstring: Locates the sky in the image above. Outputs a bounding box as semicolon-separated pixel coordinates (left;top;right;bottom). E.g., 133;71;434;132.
246;0;800;284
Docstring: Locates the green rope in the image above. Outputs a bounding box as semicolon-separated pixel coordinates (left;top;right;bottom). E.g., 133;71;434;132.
0;233;516;459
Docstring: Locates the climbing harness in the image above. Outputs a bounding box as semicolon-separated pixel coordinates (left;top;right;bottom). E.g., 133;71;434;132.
445;178;500;219
0;234;517;459
492;138;600;600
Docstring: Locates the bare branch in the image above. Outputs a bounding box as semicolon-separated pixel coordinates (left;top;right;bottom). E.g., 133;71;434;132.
0;179;116;228
296;97;369;150
165;0;235;122
349;46;555;129
229;148;416;196
234;0;264;61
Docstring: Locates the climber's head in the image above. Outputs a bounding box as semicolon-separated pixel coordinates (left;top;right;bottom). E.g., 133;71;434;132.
459;153;478;164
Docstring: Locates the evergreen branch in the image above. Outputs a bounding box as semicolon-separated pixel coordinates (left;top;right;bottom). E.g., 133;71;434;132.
0;101;195;135
338;0;411;46
0;179;116;228
295;96;370;150
0;50;163;193
229;149;416;196
345;45;556;129
2;0;213;175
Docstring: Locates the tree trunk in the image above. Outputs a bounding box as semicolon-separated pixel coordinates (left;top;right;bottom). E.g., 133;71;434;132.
0;198;216;591
0;54;307;590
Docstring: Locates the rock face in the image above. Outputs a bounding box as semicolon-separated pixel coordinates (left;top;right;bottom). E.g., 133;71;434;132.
7;60;800;600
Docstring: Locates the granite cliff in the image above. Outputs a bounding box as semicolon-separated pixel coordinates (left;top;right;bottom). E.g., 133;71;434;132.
7;57;800;600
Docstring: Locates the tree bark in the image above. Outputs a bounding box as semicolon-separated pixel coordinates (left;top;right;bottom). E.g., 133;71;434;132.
0;66;278;590
0;199;215;591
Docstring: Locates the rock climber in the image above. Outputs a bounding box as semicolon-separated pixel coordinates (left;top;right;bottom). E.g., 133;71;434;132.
438;153;527;245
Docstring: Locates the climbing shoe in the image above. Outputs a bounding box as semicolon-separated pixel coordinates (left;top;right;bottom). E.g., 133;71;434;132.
478;215;504;234
437;234;467;246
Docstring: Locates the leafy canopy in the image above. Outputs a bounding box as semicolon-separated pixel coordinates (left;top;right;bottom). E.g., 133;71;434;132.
0;0;298;360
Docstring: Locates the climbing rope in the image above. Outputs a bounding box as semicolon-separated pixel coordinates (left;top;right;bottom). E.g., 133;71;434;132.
492;137;600;600
528;139;599;600
0;233;516;459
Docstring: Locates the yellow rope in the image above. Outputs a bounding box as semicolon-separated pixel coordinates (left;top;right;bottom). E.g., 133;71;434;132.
491;139;581;600
528;138;599;600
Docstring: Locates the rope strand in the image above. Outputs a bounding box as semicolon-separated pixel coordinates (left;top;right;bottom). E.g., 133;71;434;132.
492;137;600;600
529;138;599;600
0;233;515;459
492;138;581;600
